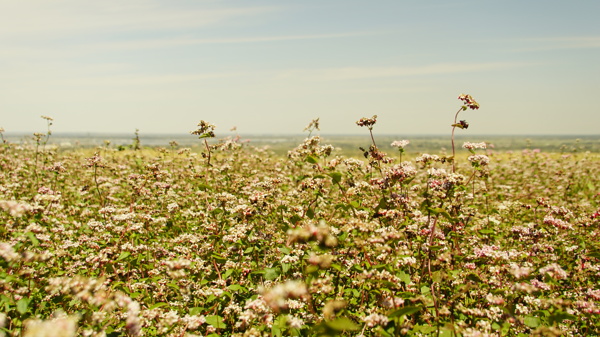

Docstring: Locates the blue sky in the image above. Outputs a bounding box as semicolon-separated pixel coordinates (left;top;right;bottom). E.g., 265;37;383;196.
1;0;599;136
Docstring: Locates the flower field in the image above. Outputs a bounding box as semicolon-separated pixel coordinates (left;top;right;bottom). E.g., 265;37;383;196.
1;112;599;336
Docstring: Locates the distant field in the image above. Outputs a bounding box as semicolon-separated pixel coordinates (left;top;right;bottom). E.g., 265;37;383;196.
4;133;599;156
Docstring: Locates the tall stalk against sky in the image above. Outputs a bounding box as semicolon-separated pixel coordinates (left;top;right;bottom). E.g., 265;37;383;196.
451;94;480;172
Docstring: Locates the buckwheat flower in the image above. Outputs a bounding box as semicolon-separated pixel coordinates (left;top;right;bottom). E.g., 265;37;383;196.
530;279;551;290
182;314;206;330
363;313;389;328
539;263;568;280
287;315;304;329
262;280;308;312
508;263;532;279
381;296;405;309
391;140;410;148
415;153;441;164
125;301;141;337
355;115;377;128
23;311;78;337
387;162;417;181
0;242;20;262
167;202;179;213
458;94;480;110
468;154;490;166
543;216;572;230
0;313;5;336
462;142;487;150
587;289;600;300
0;200;32;217
190;120;216;138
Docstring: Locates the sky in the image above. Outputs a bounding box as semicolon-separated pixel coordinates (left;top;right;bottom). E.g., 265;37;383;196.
1;0;599;136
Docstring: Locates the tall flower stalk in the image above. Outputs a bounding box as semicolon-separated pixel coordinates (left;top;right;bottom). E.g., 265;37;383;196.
451;94;480;172
191;120;216;166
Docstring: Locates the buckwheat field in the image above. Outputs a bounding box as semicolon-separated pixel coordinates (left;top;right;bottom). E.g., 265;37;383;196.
1;96;599;336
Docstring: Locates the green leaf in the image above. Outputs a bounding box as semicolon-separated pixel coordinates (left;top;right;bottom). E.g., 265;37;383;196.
222;269;234;279
523;316;541;328
466;273;483;283
549;312;577;325
116;251;131;261
229;284;246;292
148;302;168;310
305;155;319;164
264;267;281;281
328;172;343;185
325;317;360;331
397;270;412;284
205;315;226;329
389;306;421;318
587;251;600;259
17;298;30;314
25;232;39;246
189;307;204;316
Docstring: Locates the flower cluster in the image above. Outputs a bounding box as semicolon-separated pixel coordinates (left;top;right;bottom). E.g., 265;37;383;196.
458;93;480;110
355;115;377;128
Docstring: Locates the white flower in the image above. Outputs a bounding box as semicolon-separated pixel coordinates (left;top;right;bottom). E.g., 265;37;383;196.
391;140;410;148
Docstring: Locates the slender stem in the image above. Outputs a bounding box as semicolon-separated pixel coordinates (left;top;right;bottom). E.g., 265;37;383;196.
368;128;377;148
451;107;463;173
204;139;212;166
93;165;105;208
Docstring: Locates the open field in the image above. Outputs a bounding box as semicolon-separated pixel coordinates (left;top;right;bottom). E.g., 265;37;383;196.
4;133;600;156
1;130;599;336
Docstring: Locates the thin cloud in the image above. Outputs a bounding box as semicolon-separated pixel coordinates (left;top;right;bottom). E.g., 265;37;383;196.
0;1;276;38
277;62;531;81
80;32;374;51
512;36;600;52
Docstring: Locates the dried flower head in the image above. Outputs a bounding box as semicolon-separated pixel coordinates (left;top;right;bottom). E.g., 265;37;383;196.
458;94;480;110
452;120;469;129
356;115;377;128
191;120;216;138
303;118;320;132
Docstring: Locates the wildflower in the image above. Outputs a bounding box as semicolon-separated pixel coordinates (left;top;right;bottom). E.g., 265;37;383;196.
415;153;441;164
0;242;20;262
41;115;54;121
125;301;141;337
190;120;216;138
458;94;480;110
0;200;32;217
23;311;78;337
391;140;410;148
539;263;568;280
287;315;304;329
303;118;320;132
467;154;490;166
262;280;308;312
362;313;389;328
462;142;487;150
355;115;377;128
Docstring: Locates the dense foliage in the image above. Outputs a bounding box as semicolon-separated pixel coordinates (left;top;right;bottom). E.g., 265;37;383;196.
1;113;599;337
